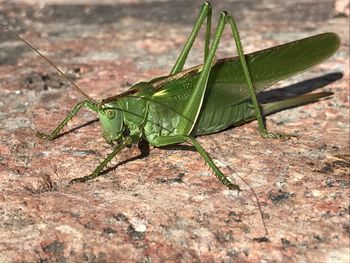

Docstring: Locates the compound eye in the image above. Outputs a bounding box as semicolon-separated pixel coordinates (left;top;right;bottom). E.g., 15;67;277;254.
105;109;116;119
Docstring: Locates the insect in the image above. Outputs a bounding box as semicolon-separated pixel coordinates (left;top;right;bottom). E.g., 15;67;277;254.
2;1;340;191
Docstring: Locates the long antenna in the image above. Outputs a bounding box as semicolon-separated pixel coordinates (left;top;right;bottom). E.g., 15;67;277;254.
1;24;96;103
225;166;269;237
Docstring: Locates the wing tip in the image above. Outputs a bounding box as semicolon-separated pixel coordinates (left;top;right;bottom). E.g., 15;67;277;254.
320;32;341;54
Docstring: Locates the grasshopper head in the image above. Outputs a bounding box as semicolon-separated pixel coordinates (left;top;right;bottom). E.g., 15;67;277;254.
98;100;124;143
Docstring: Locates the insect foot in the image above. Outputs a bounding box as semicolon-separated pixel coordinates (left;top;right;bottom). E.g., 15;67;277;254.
69;177;88;185
35;131;57;141
228;182;242;193
261;131;298;140
69;171;102;185
222;177;241;192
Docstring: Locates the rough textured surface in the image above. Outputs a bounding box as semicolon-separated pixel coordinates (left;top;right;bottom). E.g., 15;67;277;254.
0;0;349;262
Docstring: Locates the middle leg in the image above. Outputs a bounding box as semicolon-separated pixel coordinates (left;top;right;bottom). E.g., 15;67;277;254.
152;135;240;190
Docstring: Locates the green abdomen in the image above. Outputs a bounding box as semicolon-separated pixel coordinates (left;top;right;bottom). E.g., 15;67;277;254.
194;99;254;135
143;85;255;142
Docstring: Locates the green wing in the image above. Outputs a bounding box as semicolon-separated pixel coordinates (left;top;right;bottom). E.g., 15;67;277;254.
151;33;340;135
154;32;339;99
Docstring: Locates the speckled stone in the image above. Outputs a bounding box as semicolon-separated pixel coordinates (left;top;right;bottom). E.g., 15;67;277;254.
0;1;349;262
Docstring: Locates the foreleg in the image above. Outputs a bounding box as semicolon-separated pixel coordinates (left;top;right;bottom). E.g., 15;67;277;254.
36;100;97;140
70;136;132;184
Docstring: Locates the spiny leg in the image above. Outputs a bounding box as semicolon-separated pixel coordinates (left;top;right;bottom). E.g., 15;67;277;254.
150;13;242;190
173;5;293;138
36;100;98;140
226;15;293;138
70;136;132;184
168;7;277;136
177;11;229;135
152;135;240;191
169;4;268;137
170;1;212;74
187;137;240;191
157;11;292;189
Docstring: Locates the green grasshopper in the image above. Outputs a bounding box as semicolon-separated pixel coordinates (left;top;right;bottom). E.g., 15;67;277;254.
4;2;340;190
